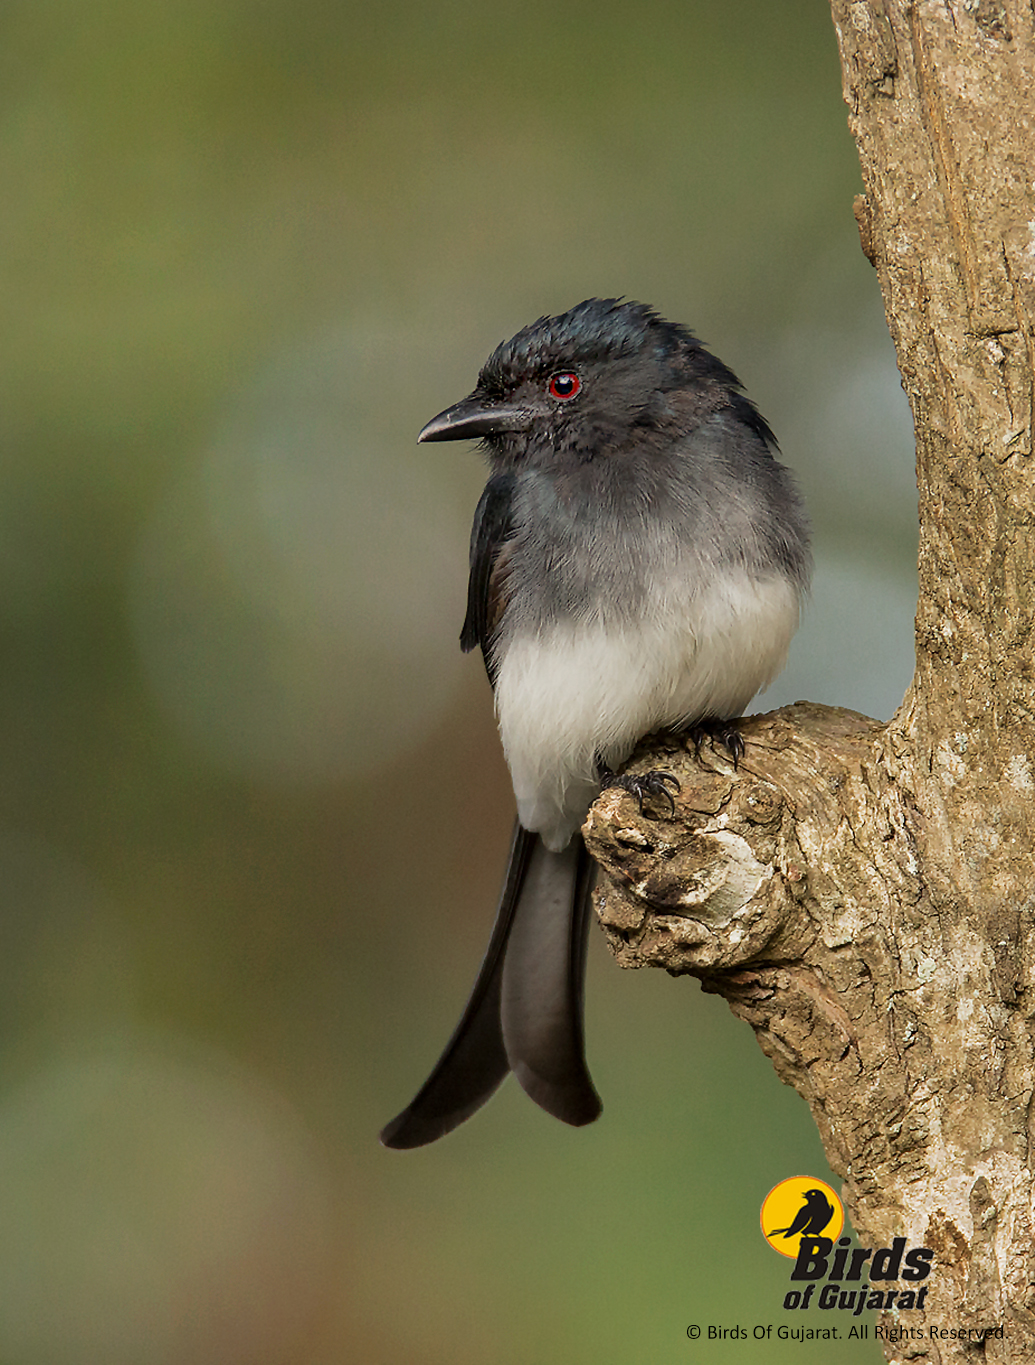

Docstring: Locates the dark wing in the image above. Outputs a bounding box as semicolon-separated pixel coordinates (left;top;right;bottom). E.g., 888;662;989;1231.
781;1203;812;1237
811;1197;835;1232
460;473;516;686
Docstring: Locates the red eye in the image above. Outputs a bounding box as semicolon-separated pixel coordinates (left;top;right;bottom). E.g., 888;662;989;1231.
548;371;581;400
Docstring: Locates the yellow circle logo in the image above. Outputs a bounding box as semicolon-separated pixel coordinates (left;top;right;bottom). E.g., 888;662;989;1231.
760;1177;843;1258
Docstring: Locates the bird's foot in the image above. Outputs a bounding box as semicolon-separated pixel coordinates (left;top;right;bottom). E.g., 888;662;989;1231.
688;718;744;767
599;765;681;817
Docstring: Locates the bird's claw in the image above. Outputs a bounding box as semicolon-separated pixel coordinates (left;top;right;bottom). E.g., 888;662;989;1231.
600;767;681;817
688;720;744;767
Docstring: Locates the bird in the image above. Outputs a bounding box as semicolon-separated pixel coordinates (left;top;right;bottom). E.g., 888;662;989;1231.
380;297;811;1149
767;1190;835;1239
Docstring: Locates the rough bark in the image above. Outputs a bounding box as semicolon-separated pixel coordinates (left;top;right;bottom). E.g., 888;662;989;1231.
585;4;1035;1361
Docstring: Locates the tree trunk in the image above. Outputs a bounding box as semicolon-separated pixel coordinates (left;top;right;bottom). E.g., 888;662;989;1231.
584;4;1035;1360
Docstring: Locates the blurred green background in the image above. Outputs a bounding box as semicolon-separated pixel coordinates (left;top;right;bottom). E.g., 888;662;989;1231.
0;1;916;1361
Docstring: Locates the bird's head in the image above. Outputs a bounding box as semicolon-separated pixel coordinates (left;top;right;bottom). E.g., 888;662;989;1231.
418;298;769;470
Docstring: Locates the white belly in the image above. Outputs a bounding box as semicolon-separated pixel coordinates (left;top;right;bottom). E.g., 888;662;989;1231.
494;569;800;849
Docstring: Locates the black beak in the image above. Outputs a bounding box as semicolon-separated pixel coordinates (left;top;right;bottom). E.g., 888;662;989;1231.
418;394;529;443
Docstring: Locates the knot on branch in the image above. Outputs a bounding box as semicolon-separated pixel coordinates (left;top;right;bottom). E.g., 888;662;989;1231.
583;702;927;1181
584;702;888;981
584;701;1035;1346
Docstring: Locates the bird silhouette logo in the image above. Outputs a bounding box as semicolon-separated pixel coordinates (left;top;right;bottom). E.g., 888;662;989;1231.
768;1189;834;1238
760;1177;843;1258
